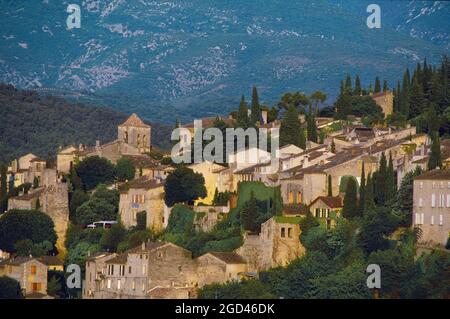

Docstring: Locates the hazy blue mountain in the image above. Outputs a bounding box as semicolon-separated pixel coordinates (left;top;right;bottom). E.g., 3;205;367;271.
0;0;448;123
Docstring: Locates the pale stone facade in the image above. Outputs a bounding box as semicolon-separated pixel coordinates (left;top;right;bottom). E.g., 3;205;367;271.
371;90;394;118
236;217;304;272
117;113;151;153
0;257;48;297
119;176;166;232
413;169;450;247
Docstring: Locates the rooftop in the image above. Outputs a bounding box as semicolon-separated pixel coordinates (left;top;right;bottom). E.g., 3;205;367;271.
414;169;450;181
206;252;247;264
119;113;150;128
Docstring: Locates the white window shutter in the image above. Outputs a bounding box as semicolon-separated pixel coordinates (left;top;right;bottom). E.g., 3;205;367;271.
431;194;436;207
439;215;443;226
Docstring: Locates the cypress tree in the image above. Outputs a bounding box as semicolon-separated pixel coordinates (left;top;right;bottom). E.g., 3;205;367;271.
394;80;402;112
331;139;336;153
375;152;387;206
409;74;427;118
344;74;352;94
0;163;7;213
307;105;318;143
364;173;376;215
428;132;442;170
33;176;39;189
426;103;439;136
250;86;261;125
374;77;381;93
236;95;250;129
386;152;396;205
359;162;366;215
299;128;306;150
342;177;358;219
383;80;388;92
327;175;332;197
354;75;362;96
280;105;301;147
241;191;259;233
401;70;411;117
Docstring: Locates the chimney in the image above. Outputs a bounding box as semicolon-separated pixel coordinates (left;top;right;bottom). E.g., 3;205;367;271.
96;140;100;148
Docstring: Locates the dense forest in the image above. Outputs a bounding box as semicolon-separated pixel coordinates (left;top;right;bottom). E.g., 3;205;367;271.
0;84;172;163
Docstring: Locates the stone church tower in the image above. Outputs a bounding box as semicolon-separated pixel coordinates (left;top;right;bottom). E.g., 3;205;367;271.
118;113;151;153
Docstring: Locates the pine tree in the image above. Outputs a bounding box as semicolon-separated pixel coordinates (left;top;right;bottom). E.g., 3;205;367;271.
374;77;381;93
342;177;358;219
236;95;250;129
428;132;442;170
280;105;302;147
250;86;261;125
354;75;362;96
383;80;388;92
327;175;332;197
359;162;366;215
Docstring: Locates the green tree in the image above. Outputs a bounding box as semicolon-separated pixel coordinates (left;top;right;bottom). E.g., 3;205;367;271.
354;75;362;95
164;167;207;206
116;157;136;182
364;174;375;215
310;91;327;115
236;95;250;129
250;86;261;125
100;223;127;252
374;152;388;206
47;276;63;298
374;76;381;93
428;132;442;170
393;167;422;227
241;191;259;233
277;92;309;111
280;105;302;147
383;79;388;92
409;75;426;118
0;209;57;252
307;106;318;143
75;156;116;190
69;190;89;222
74;199;117;226
0;276;23;299
386;153;396;205
331;139;336;153
359;162;366;215
69;166;83;191
0;163;7;213
342;178;358;219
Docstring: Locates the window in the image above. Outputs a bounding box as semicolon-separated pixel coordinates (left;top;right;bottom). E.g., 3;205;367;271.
439;215;443;226
431;215;434;225
132;280;136;290
421;213;424;225
447;194;450;208
142;282;145;292
119;265;125;276
30;265;37;275
142;264;146;275
117;279;121;290
281;227;286;238
178;265;182;272
129;266;132;274
288;228;292;238
431;194;436;208
107;279;111;289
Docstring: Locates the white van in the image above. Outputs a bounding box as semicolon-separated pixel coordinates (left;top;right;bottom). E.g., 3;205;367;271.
86;221;118;229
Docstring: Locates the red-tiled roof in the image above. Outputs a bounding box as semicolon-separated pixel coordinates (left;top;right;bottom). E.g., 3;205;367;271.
119;113;150;128
414;169;450;181
310;196;343;209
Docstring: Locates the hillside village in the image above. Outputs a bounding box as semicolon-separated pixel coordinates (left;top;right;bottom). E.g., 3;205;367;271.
0;57;449;299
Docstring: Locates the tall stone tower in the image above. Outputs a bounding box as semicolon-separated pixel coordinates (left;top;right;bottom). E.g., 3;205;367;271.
118;113;151;153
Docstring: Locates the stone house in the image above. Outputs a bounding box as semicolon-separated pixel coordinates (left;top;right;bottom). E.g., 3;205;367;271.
56;113;152;170
371;90;394;118
189;161;226;205
83;252;118;299
119;176;167;231
309;196;344;229
413;169;450;247
236;216;304;272
196;252;247;287
8;169;69;255
0;257;48;297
